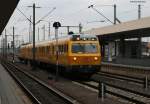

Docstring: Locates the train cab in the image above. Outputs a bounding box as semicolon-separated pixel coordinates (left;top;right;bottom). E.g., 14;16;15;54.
67;34;101;73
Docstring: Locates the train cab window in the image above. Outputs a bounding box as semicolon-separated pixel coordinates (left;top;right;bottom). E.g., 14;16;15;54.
72;43;98;53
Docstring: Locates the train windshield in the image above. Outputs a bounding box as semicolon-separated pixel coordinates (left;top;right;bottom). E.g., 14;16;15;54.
72;43;98;53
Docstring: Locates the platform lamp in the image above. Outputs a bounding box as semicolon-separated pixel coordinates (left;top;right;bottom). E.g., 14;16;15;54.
53;22;61;81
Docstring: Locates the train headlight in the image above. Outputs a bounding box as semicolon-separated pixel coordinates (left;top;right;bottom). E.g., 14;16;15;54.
94;57;98;60
73;57;77;61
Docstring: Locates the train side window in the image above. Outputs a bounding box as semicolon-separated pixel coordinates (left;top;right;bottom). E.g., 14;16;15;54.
60;45;62;54
45;46;47;55
64;44;66;52
44;47;45;55
44;46;47;55
42;47;44;55
58;45;60;54
62;44;64;54
59;45;61;55
44;47;46;54
44;47;46;55
39;47;40;52
41;47;42;55
50;45;52;55
66;44;68;52
49;45;51;55
64;45;65;52
48;46;50;54
61;45;63;54
62;45;63;54
40;47;42;55
47;46;49;54
52;45;54;55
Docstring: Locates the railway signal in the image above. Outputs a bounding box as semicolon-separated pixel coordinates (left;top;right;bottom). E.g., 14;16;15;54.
53;22;61;81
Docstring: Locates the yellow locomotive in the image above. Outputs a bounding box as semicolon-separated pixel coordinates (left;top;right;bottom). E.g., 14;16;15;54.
18;34;101;74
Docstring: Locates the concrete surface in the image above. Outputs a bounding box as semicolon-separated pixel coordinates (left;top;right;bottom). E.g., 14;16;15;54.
0;64;32;104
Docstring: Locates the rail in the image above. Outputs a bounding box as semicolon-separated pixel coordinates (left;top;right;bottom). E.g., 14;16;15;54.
1;60;79;104
79;79;150;104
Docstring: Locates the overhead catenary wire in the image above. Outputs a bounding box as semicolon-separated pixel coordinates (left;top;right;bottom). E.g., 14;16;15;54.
36;7;56;24
17;8;32;23
88;5;114;24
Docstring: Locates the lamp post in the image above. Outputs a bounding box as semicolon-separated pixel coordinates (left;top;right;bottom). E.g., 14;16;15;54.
53;22;61;81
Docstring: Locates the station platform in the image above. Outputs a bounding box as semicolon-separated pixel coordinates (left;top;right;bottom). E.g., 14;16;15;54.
0;64;32;104
102;61;150;70
103;58;150;67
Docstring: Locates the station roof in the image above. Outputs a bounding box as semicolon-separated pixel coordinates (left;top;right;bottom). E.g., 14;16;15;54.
0;0;20;34
85;17;150;39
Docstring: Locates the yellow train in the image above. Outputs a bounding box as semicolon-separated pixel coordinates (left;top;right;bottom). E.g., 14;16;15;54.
18;34;101;74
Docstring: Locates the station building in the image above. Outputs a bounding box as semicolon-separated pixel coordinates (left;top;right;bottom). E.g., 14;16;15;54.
86;17;150;67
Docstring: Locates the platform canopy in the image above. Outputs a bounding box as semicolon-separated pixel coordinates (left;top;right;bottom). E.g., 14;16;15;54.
85;17;150;39
0;0;20;34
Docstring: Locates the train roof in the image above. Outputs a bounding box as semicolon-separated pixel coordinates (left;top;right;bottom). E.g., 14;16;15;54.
20;34;98;48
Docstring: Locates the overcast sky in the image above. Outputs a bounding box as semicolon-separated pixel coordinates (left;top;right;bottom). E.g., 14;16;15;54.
1;0;150;43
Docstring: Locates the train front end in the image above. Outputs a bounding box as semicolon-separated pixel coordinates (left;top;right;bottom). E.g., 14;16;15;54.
67;34;101;74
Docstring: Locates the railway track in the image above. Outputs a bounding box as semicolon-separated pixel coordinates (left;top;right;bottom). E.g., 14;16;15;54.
73;63;150;104
97;71;150;86
75;79;150;104
79;64;150;104
3;58;150;104
1;60;79;104
101;62;150;76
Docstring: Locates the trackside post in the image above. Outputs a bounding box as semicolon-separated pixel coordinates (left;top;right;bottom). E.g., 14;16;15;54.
144;75;148;90
98;81;106;101
53;22;61;81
